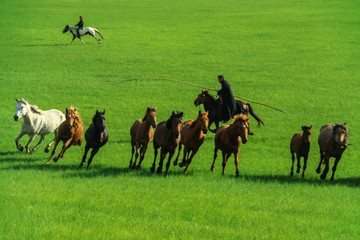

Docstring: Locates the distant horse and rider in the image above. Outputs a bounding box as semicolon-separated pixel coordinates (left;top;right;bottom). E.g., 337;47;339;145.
62;16;103;45
47;107;84;164
13;99;65;154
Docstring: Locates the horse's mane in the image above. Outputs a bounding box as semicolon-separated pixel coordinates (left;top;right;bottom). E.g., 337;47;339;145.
230;114;248;125
18;98;44;115
68;107;83;126
166;111;183;129
203;91;217;106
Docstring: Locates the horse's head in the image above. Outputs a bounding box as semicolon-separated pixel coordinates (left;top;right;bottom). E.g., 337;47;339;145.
65;107;78;130
144;107;157;128
196;110;209;134
62;25;69;33
14;98;29;121
333;123;349;148
231;114;249;144
93;110;106;132
166;111;183;138
301;125;312;143
194;90;209;107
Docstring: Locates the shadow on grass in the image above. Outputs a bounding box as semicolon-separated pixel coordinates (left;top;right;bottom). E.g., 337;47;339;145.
238;174;360;188
23;44;65;47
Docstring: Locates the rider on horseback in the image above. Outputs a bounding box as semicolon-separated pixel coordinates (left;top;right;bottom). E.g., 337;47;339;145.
75;16;84;38
217;75;236;123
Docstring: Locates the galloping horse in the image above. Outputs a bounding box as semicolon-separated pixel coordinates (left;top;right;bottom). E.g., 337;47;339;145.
14;98;65;154
194;90;264;133
151;111;183;176
47;107;84;164
317;123;349;181
129;107;157;169
80;110;108;169
290;125;312;178
173;110;209;174
62;25;104;45
211;114;249;177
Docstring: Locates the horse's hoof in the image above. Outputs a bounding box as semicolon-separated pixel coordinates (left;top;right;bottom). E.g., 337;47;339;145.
18;146;24;152
173;161;178;166
210;166;214;171
296;169;300;174
46;160;51;165
44;148;50;153
53;157;58;162
316;168;321;174
290;172;293;176
320;174;326;180
156;168;162;174
135;165;141;170
150;167;155;173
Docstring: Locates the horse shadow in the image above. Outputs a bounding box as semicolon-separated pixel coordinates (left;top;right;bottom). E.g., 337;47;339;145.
23;44;65;47
235;174;360;188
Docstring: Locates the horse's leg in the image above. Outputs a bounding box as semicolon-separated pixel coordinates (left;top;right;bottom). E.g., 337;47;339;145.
25;134;37;154
221;152;230;176
54;139;72;162
79;37;85;45
211;146;218;171
164;150;176;177
316;152;325;174
150;145;159;173
131;143;140;169
330;157;341;181
129;141;135;168
290;151;295;176
184;150;198;174
320;156;330;180
136;144;149;169
80;145;90;168
31;135;45;152
179;146;188;168
234;151;240;178
296;154;301;174
45;129;58;153
91;33;101;44
157;149;166;174
247;103;264;127
174;143;182;166
47;139;60;164
15;130;26;152
302;155;308;178
70;34;76;45
86;147;100;169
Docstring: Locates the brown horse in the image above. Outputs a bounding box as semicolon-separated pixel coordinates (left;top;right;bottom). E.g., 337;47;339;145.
211;114;249;177
173;110;209;174
150;111;183;176
47;107;84;164
194;90;264;133
317;123;349;181
290;125;312;178
129;107;157;169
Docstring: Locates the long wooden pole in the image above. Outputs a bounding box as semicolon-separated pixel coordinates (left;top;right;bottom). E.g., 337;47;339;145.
107;78;286;113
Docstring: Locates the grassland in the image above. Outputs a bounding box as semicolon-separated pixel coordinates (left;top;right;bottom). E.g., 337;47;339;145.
1;0;360;239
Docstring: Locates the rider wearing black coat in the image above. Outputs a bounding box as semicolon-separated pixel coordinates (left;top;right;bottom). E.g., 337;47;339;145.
75;16;84;37
217;75;236;122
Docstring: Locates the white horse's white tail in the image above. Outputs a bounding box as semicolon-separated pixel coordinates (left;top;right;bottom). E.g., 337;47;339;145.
93;28;104;40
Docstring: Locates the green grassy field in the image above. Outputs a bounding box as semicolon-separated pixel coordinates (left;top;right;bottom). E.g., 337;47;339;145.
1;0;360;239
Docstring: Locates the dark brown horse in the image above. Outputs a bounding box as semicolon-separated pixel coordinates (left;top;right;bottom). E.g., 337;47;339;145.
47;107;84;164
317;123;349;181
211;114;249;177
150;111;183;176
290;125;312;178
173;110;209;174
80;110;108;168
194;90;264;133
129;107;157;169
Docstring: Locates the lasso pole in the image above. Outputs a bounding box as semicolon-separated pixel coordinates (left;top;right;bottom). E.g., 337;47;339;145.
107;78;286;113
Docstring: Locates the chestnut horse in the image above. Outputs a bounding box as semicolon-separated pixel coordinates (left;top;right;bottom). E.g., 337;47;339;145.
129;107;157;169
47;107;84;164
150;111;183;176
194;90;263;133
290;125;312;178
317;123;349;181
211;114;249;177
80;110;108;168
173;110;209;174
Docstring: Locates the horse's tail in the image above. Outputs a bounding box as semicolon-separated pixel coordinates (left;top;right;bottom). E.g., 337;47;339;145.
247;103;265;127
93;28;104;40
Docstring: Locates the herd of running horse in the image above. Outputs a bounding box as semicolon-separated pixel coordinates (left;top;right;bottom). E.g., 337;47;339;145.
13;92;349;181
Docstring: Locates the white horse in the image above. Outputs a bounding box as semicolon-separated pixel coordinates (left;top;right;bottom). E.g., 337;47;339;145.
62;25;104;45
14;99;65;154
